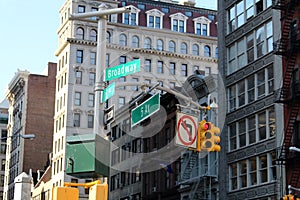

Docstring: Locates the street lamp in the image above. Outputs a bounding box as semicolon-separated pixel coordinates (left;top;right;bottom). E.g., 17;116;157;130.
70;4;131;137
289;146;300;153
3;133;36;140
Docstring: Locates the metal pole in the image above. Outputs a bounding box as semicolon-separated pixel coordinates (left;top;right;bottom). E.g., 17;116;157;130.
94;4;107;137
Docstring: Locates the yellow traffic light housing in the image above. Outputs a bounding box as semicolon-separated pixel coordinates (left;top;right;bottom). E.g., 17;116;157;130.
197;120;221;152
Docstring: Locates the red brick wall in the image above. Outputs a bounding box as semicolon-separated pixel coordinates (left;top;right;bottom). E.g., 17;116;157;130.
23;62;57;173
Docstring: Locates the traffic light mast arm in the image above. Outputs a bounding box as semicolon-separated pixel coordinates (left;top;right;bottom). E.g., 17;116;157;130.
115;82;210;110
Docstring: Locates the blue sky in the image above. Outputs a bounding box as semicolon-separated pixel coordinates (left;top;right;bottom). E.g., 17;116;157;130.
0;0;217;101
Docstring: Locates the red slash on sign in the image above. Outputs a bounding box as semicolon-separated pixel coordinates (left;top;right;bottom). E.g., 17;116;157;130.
177;115;197;146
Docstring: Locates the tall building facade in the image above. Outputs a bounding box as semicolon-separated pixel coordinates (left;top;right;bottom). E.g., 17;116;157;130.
272;0;300;195
53;0;218;198
4;63;56;200
0;99;9;199
218;0;284;199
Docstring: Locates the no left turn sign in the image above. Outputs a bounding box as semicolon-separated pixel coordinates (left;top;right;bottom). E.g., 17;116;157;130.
175;113;198;148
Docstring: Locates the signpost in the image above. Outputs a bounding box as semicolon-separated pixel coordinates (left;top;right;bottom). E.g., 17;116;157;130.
131;93;160;127
101;82;115;103
105;59;141;81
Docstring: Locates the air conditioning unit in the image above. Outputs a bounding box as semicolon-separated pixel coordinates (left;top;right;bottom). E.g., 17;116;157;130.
152;187;157;192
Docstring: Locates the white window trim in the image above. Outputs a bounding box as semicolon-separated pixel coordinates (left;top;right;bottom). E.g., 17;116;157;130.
122;5;140;25
193;16;211;36
170;12;188;32
146;9;164;29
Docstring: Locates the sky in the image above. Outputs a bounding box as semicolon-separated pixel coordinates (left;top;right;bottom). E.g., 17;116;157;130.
0;0;217;101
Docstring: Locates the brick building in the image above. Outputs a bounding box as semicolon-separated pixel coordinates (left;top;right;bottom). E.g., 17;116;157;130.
3;62;56;200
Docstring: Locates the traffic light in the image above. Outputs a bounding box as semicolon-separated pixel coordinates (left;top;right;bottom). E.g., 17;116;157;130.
281;194;297;200
197;120;221;152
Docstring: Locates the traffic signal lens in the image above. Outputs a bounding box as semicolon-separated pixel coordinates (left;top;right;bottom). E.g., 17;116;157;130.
203;122;210;130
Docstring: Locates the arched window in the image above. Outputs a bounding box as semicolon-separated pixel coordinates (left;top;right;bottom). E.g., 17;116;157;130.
157;39;163;51
144;37;151;49
76;27;84;40
90;29;97;42
132;36;139;48
215;47;218;58
106;31;111;43
204;45;211;57
192;44;199;56
120;34;127;46
180;42;187;54
169;41;176;53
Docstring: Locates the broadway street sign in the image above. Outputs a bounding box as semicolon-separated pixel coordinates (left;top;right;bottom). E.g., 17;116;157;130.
105;59;140;81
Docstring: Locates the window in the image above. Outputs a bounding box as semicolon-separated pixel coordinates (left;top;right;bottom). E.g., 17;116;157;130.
180;43;187;54
194;16;211;36
144;37;151;49
123;8;139;26
76;50;83;63
249;157;257;185
229;124;237;150
89;72;95;86
228;85;236;112
192;44;199;56
76;27;84;40
169;62;175;75
248;115;256;144
91;7;98;20
258;111;266;140
181;64;188;77
145;59;151;72
119;77;126;90
88;115;94;128
90;29;97;42
132;36;139;48
90;52;96;65
215;47;218;58
227;21;273;75
120;56;126;64
162;7;169;13
171;12;188;33
169;41;176;52
259;155;268;183
146;9;164;29
119;97;125;108
237;80;245;107
137;4;145;10
88;93;94;107
132;78;139;91
75;71;82;84
238;119;246;148
157;39;163;51
239;160;247;188
157;61;164;74
229;163;237;190
205;67;211;76
106;32;111;43
78;5;85;13
227;0;271;34
247;33;254;63
74;92;81;106
237;39;246;68
74;113;80;127
120;34;127;46
204;45;211;57
1;159;5;171
257;69;265;98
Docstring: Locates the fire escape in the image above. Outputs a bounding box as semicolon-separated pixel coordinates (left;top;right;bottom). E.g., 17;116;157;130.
178;151;218;200
273;0;300;188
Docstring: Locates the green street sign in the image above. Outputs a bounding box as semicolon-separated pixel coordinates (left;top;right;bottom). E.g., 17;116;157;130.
101;82;115;103
105;59;141;81
131;93;160;127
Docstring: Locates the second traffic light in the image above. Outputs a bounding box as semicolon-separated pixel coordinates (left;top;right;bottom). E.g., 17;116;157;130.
197;120;221;152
